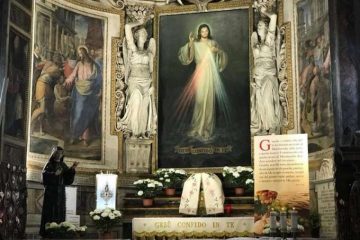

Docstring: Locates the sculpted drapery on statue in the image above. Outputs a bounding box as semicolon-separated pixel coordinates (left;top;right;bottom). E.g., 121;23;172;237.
119;18;157;138
250;2;282;135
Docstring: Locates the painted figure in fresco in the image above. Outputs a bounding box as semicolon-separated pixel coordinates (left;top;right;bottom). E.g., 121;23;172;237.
250;5;281;135
177;24;229;142
33;44;43;90
119;18;157;138
53;76;70;120
39;146;79;237
299;31;331;136
64;45;102;146
30;54;62;134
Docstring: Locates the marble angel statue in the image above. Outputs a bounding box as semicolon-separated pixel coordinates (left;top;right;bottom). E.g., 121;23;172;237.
119;18;157;138
250;1;282;135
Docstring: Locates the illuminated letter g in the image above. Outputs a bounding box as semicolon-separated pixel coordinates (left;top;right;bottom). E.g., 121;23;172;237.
259;139;270;151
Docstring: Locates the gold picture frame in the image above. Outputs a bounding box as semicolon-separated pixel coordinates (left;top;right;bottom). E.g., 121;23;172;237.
26;0;123;183
153;0;254;173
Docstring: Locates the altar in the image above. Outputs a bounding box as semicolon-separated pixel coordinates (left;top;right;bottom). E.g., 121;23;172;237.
132;217;254;239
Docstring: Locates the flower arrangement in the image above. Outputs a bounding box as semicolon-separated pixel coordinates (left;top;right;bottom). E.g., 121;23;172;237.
254;190;280;216
45;221;87;239
256;190;278;204
222;166;254;188
89;208;122;233
133;179;163;198
155;168;187;189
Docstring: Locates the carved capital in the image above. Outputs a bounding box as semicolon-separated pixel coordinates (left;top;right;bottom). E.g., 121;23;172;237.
125;4;155;22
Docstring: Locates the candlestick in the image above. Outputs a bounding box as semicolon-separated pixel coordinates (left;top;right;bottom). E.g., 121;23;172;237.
280;208;287;239
280;208;287;232
290;208;298;231
270;209;277;229
270;209;278;237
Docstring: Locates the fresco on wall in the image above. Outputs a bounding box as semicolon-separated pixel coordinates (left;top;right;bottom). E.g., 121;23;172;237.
158;8;251;169
30;0;104;160
296;0;334;152
4;28;29;139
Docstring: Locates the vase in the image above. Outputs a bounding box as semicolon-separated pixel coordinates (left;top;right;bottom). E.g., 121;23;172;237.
234;187;245;195
142;198;154;207
98;231;113;239
165;188;176;196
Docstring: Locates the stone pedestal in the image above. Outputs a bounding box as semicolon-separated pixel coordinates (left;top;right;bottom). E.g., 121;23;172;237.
125;139;152;173
314;180;336;239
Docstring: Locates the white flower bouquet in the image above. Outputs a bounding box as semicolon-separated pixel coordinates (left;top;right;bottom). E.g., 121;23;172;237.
155;168;187;188
222;166;254;188
45;221;87;239
133;179;163;198
89;208;122;233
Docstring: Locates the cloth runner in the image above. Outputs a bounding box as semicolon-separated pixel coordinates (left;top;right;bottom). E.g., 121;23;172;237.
179;173;224;215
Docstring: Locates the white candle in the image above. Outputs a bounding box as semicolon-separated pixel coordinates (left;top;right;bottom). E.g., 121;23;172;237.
290;208;298;231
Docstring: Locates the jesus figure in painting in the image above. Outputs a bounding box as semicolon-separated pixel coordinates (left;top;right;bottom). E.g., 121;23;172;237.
177;24;230;142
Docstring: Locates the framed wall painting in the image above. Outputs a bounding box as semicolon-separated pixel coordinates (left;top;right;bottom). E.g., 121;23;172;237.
4;27;30;140
27;0;122;180
29;0;105;160
295;0;334;153
154;1;253;171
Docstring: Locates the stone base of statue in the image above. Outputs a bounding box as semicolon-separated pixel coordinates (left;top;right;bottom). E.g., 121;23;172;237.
125;138;152;173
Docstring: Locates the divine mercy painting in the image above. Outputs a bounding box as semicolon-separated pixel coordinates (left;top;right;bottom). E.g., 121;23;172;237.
157;7;251;169
29;0;104;160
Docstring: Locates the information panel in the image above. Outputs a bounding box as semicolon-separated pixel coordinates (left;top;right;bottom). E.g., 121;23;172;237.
253;134;309;235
